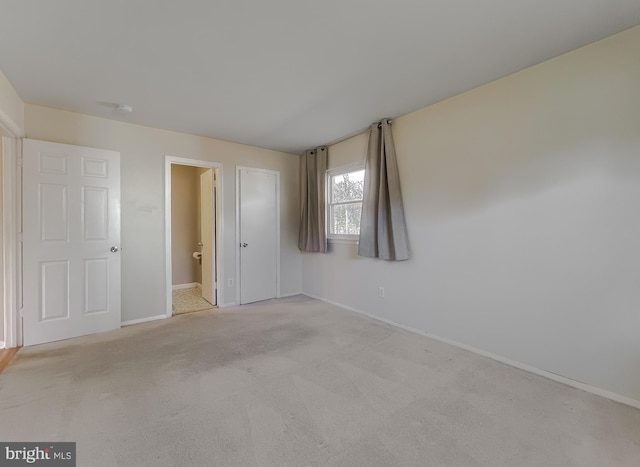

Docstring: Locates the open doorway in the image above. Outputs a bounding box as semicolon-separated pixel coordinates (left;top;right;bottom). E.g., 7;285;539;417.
166;158;222;316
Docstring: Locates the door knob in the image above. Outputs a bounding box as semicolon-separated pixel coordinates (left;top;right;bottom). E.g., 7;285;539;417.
241;243;248;247
110;246;119;253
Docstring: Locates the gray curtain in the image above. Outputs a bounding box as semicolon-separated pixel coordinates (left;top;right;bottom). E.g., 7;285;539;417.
358;119;409;260
298;146;328;252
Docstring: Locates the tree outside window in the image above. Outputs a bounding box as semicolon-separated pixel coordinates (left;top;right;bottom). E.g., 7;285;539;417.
327;165;364;238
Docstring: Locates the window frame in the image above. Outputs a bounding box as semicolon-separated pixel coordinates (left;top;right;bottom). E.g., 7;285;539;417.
326;161;366;244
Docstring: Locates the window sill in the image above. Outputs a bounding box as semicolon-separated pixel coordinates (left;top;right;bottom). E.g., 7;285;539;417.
328;237;359;245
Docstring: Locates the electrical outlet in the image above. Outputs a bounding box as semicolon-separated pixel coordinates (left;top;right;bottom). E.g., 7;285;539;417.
227;278;234;287
378;287;385;298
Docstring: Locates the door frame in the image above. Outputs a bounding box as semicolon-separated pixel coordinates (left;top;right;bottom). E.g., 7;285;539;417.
165;156;224;317
1;114;23;349
235;166;280;305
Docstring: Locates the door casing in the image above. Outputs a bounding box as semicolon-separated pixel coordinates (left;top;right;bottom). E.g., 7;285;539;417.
165;156;224;316
1;135;21;348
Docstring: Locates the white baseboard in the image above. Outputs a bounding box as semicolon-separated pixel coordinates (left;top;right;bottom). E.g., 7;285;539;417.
121;314;167;327
302;292;640;410
219;293;301;308
278;291;303;298
0;340;4;349
172;283;201;290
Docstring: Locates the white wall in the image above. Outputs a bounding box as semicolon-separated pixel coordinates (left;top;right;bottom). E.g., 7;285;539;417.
25;104;301;319
302;26;640;402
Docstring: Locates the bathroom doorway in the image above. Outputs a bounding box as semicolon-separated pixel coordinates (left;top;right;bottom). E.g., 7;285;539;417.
165;158;222;316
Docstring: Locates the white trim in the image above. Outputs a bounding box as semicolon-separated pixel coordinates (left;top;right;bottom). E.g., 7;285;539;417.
219;302;238;308
2;136;21;348
327;237;359;245
0;104;22;350
235;166;281;305
165;156;224;319
302;293;640;411
276;171;281;300
235;169;239;305
172;282;201;290
0;340;5;349
0;109;23;139
121;314;166;327
278;292;303;299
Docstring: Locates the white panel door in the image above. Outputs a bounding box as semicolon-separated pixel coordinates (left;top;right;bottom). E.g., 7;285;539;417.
200;169;215;305
239;168;278;304
23;139;121;346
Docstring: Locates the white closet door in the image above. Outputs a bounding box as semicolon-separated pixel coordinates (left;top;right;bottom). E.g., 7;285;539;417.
238;167;279;304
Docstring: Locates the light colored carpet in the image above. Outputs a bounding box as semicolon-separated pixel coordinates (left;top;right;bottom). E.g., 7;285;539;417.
1;296;639;466
172;286;214;315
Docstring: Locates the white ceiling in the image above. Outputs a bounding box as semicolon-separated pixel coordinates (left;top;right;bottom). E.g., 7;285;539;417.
1;1;639;154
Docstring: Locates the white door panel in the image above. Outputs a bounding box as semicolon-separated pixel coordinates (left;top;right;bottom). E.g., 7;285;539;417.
200;169;215;305
239;168;279;304
23;139;121;346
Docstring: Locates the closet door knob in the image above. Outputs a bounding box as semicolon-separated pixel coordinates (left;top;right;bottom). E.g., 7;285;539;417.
110;246;119;253
241;243;248;247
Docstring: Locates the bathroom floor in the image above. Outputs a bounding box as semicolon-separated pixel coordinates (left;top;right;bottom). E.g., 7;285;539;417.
172;287;215;315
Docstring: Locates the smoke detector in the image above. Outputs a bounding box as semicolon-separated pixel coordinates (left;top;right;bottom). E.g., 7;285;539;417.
116;104;133;113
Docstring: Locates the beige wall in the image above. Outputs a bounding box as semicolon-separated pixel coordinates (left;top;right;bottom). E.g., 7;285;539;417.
25;104;301;319
171;165;200;286
0;70;24;136
302;26;640;402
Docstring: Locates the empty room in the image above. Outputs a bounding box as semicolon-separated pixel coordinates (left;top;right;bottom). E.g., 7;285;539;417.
1;1;640;466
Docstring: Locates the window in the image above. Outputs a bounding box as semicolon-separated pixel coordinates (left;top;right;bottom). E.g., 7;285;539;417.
327;162;365;241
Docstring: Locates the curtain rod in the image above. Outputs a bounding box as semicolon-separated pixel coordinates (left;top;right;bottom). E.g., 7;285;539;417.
325;119;393;148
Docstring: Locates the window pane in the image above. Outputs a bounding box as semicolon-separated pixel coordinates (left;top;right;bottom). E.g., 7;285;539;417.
330;203;362;235
331;169;364;203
